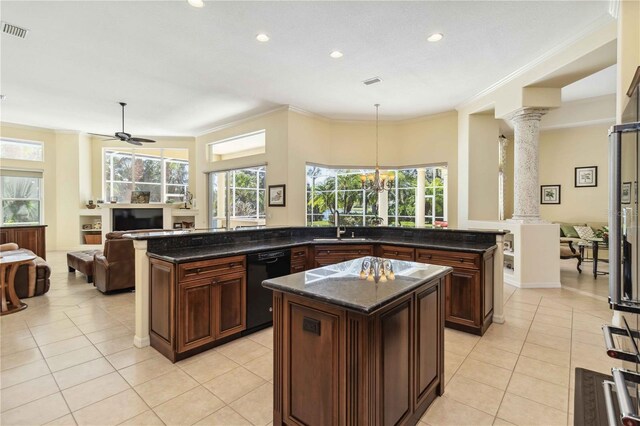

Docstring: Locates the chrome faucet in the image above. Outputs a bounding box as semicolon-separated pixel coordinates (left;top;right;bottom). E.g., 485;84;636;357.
334;211;346;239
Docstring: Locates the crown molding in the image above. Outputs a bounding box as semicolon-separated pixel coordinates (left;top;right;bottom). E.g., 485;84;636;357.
540;117;615;131
0;121;65;133
287;105;331;122
456;14;616;111
196;105;289;137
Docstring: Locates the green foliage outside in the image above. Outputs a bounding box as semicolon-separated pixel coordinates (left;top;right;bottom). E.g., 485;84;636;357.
306;166;446;227
1;177;40;224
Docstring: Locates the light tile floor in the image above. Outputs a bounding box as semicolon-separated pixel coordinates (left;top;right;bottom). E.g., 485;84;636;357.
0;252;620;425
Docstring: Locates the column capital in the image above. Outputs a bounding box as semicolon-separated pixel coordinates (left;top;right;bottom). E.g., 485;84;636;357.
506;107;549;124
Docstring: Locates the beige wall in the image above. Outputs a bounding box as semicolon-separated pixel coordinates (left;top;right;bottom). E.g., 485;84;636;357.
468;114;501;221
197;109;289;227
617;0;640;122
538;123;611;223
196;109;459;228
1;124;59;249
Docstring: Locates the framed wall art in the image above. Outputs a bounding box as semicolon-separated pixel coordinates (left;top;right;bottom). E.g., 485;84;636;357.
540;185;561;204
268;184;286;207
575;166;598;188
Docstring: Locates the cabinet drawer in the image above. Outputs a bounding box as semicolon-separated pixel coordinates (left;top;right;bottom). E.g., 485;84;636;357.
291;263;306;274
378;245;415;261
178;256;246;282
314;245;373;258
415;249;479;270
292;246;308;260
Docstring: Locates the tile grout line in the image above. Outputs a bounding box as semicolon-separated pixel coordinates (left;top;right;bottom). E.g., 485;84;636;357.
491;294;541;422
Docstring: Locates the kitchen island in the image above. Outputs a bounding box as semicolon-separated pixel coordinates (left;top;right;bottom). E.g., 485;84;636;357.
263;258;451;425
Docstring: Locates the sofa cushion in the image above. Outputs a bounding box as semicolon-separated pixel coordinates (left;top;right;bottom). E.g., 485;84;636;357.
560;223;584;238
574;225;596;240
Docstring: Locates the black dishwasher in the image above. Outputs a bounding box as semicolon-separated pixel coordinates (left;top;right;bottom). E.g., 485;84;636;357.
245;249;291;333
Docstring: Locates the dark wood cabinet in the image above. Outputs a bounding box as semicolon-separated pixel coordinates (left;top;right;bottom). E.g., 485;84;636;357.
377;244;415;261
273;276;445;425
290;246;309;273
0;225;47;259
215;271;246;338
416;248;494;335
313;244;373;268
150;255;247;362
178;279;216;353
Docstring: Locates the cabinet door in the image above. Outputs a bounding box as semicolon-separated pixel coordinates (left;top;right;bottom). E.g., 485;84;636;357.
13;227;45;258
0;229;12;245
445;269;481;327
415;284;440;405
177;279;215;353
215;272;246;339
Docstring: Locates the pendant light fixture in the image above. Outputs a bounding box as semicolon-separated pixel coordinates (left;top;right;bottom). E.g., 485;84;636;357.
361;104;394;192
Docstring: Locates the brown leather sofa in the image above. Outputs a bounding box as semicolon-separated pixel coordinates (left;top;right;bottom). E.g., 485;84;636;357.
93;230;165;294
0;243;51;298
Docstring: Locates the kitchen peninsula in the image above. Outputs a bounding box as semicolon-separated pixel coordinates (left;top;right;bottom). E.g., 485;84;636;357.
264;259;451;425
126;226;507;357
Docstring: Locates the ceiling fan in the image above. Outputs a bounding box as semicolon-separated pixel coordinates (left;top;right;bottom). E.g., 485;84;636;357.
90;102;156;146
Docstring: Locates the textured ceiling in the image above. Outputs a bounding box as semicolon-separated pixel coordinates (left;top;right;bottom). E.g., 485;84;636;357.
0;1;612;136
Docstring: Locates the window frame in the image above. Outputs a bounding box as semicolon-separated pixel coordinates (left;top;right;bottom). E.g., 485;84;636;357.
0;171;44;226
0;138;44;162
103;148;189;203
306;164;448;227
208;165;266;229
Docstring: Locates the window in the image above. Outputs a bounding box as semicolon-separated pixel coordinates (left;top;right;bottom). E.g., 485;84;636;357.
209;166;266;229
104;149;189;203
0;170;43;225
208;130;266;161
0;138;44;162
306;165;447;227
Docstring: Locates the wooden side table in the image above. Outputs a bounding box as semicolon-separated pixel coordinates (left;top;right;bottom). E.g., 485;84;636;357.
0;252;35;315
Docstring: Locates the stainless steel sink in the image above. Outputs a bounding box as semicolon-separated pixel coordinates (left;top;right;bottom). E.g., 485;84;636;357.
313;238;369;242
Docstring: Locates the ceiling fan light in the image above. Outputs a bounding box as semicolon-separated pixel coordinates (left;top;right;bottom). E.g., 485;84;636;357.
187;0;205;8
330;50;343;59
256;33;270;42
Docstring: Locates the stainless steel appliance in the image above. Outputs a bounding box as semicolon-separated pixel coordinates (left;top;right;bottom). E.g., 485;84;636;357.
245;249;291;333
609;121;640;313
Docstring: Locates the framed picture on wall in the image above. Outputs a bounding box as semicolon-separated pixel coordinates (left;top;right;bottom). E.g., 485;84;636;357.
622;182;632;204
575;166;598;187
540;185;561;204
268;184;286;207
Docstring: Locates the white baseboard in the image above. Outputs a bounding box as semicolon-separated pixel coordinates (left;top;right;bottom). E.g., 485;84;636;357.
503;277;562;289
133;336;150;348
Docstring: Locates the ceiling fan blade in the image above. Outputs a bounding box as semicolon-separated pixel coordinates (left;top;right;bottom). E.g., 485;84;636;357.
127;140;143;146
88;133;115;138
130;137;156;143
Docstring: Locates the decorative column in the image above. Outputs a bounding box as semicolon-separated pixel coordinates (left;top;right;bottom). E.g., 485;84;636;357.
498;135;508;221
508;108;548;222
133;239;150;348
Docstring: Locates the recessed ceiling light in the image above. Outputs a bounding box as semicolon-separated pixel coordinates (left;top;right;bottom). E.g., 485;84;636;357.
256;33;270;42
330;50;343;59
427;33;443;42
187;0;204;8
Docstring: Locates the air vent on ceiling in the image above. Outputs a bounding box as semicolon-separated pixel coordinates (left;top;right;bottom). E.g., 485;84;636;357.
2;22;29;39
363;77;382;86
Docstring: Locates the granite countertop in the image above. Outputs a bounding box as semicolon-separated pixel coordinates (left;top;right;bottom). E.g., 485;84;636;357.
146;236;497;263
262;258;452;314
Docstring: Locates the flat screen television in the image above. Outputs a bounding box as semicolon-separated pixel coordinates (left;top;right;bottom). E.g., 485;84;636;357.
112;208;163;231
